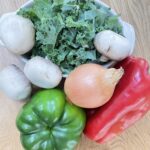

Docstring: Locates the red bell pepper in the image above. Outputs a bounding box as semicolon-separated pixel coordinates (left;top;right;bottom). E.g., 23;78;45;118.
84;56;150;144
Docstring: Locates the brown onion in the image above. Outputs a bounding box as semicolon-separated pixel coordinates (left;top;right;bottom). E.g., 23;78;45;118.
64;63;124;108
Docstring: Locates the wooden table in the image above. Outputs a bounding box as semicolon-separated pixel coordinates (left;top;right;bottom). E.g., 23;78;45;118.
0;0;150;150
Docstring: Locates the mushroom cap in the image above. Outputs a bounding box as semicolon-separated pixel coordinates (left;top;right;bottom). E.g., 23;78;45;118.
94;30;131;61
0;65;31;100
0;13;35;55
24;56;62;88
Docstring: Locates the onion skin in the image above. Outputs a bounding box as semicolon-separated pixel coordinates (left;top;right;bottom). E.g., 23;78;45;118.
64;63;124;108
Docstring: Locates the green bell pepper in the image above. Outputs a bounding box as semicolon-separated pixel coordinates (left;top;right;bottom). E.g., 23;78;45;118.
16;89;86;150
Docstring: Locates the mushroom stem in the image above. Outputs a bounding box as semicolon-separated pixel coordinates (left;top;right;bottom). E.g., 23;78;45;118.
99;55;110;62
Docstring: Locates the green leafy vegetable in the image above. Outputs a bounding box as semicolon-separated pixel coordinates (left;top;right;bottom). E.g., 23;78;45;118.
18;0;122;75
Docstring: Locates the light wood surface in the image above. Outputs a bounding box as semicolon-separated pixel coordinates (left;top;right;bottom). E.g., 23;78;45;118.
0;0;150;150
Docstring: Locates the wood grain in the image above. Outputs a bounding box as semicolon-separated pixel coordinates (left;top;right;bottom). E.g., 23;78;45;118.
0;0;150;150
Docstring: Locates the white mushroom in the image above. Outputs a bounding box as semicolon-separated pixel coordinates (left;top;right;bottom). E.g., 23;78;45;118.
0;12;35;55
24;56;63;88
0;65;32;101
94;30;132;62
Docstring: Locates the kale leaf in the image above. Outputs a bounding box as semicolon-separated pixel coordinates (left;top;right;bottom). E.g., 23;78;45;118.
18;0;122;75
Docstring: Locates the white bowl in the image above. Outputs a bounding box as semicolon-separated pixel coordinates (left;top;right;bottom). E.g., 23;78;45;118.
0;0;135;75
